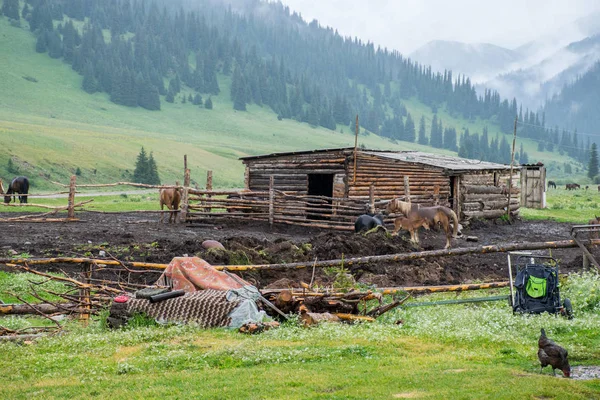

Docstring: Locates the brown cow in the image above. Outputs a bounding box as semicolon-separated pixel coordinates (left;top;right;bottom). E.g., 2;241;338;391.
588;215;600;239
159;187;181;223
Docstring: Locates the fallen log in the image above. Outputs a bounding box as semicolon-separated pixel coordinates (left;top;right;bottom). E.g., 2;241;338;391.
220;239;595;271
262;281;511;296
2;239;593;273
0;302;81;315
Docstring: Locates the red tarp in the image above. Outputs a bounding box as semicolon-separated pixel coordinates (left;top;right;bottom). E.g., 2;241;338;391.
158;257;249;292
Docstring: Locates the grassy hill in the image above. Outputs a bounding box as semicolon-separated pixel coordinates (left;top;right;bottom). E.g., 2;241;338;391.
0;18;582;190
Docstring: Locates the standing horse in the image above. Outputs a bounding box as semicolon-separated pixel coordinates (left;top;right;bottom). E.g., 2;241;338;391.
547;181;556;189
3;176;29;204
159;187;181;223
386;198;459;249
392;214;431;245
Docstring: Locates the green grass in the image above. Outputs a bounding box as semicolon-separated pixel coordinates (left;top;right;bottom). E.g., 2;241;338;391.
521;187;600;223
0;17;583;192
0;271;599;399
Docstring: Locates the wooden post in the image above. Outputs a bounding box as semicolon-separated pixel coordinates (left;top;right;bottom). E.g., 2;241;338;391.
67;175;76;219
206;170;213;213
403;176;411;204
269;176;274;227
79;262;92;326
506;115;518;220
583;252;590;269
353;114;359;184
433;185;440;206
184;168;190;188
183;154;187;179
244;166;250;190
369;183;375;214
180;172;189;223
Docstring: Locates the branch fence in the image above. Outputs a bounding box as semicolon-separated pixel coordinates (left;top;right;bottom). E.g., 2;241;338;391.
0;158;395;229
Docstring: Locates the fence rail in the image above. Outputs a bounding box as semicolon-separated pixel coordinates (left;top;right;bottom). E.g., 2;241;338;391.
1;163;391;230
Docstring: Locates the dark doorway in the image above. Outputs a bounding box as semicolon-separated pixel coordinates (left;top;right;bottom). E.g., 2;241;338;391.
449;176;460;214
308;174;334;197
307;174;334;220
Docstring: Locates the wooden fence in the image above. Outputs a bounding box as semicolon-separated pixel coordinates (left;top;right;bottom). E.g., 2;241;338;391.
0;176;91;222
0;159;392;230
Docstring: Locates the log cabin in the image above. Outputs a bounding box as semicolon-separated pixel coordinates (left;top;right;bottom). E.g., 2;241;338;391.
240;148;520;221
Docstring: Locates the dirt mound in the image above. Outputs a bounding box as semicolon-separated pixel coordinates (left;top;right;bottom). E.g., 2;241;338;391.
310;231;413;260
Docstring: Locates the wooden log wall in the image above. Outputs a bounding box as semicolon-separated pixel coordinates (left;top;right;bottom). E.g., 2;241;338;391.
460;171;521;219
243;150;348;194
347;153;451;205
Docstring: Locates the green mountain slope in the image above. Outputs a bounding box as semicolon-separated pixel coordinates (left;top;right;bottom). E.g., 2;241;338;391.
0;18;579;189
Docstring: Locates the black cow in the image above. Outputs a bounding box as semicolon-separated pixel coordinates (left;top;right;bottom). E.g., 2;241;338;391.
4;176;29;204
354;214;384;233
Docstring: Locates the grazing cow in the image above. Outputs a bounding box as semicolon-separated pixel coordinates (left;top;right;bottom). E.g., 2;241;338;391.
566;183;581;190
547;181;557;189
354;214;384;233
586;185;589;190
3;176;29;204
159;187;181;223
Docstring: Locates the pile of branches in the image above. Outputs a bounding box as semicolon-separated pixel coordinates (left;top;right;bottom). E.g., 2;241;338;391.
0;263;128;341
263;288;410;325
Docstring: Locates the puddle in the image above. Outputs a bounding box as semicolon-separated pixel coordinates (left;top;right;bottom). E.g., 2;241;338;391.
571;365;600;380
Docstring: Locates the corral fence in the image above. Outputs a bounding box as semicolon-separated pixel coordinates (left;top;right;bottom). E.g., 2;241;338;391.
0;157;402;230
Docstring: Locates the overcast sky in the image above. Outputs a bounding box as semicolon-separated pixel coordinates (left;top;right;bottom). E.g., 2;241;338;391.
279;0;600;54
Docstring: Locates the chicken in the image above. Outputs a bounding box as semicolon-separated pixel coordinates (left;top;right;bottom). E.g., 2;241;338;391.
538;328;571;377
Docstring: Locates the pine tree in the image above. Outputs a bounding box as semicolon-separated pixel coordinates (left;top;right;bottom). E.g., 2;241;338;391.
193;93;203;106
588;143;599;179
430;114;443;148
7;158;18;174
204;97;213;109
165;89;175;103
47;30;63;59
518;143;526;164
35;30;48;53
417;116;428;145
82;61;98;94
133;147;149;184
404;113;415;142
1;0;20;20
146;152;161;185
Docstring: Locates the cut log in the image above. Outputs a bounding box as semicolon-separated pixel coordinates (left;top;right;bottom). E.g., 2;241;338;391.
0;302;80;315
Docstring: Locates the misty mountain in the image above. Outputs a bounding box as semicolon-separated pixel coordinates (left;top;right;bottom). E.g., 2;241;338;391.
545;60;600;134
410;40;520;82
412;12;600;110
485;33;600;109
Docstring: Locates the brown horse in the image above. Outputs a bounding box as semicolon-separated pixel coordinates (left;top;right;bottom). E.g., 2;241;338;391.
159;187;181;223
392;214;431;245
386;199;459;249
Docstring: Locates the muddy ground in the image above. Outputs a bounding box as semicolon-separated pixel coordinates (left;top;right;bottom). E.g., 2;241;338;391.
0;212;596;289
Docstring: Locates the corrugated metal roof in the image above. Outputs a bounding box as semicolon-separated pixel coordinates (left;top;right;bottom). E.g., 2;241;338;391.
240;147;353;160
240;148;515;172
363;151;514;172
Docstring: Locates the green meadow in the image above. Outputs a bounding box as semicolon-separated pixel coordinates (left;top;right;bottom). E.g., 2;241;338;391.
0;271;599;399
0;18;582;192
